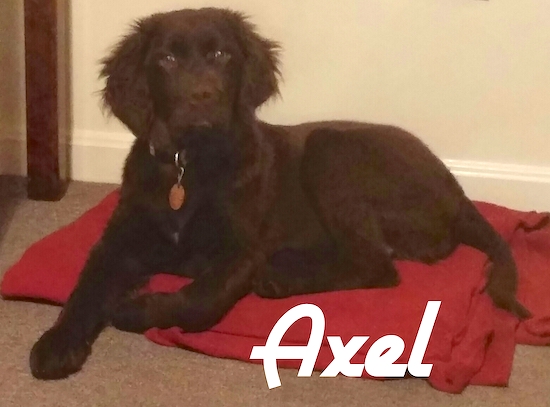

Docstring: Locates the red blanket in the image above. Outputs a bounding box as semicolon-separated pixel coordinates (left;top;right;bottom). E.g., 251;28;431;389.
2;191;550;393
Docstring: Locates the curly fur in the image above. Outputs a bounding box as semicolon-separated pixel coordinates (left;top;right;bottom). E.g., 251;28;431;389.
29;7;529;381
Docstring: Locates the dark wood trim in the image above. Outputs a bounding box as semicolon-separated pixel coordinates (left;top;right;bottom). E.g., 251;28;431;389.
24;0;70;201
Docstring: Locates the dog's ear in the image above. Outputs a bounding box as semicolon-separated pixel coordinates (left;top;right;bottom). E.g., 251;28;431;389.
100;17;157;138
227;11;281;110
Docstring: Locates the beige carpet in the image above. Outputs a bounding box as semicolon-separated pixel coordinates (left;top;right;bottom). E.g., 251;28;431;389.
0;175;549;407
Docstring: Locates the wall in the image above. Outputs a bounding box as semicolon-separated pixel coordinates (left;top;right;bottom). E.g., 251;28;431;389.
2;1;550;210
0;0;26;175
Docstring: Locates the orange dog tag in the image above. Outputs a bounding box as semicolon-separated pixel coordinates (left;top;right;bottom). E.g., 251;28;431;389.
169;183;185;210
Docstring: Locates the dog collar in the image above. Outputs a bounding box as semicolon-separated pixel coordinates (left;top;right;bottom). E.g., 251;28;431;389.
148;143;187;168
149;143;187;210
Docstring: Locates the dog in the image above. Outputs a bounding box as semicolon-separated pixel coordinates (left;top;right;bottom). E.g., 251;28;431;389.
29;7;530;380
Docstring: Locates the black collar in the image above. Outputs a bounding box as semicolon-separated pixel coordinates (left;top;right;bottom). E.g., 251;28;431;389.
149;143;187;168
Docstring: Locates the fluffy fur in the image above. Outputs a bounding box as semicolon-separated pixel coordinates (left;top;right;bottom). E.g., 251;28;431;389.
30;8;529;380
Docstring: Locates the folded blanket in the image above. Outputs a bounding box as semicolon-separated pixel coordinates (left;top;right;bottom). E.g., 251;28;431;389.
2;191;549;393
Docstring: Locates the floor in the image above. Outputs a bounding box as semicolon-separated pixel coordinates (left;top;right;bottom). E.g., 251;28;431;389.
0;176;549;407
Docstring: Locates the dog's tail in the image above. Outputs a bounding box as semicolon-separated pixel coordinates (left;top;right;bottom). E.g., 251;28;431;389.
453;199;531;319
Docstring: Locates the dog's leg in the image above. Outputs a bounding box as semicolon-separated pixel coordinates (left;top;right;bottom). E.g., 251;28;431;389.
111;250;263;333
30;207;170;380
251;128;401;298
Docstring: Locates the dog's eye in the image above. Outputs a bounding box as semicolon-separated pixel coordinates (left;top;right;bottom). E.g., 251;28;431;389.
206;50;231;64
158;53;177;70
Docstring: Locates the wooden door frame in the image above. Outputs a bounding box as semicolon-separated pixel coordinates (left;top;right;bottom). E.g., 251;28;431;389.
24;0;70;200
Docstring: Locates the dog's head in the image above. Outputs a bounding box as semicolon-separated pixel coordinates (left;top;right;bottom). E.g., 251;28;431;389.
100;8;280;148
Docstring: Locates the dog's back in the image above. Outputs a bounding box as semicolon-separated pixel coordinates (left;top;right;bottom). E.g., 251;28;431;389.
263;121;529;318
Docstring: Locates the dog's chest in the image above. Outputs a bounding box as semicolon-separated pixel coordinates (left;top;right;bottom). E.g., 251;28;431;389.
162;208;195;245
157;191;229;249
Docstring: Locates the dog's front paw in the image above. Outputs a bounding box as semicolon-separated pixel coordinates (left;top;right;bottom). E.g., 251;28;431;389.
111;295;158;333
30;326;91;380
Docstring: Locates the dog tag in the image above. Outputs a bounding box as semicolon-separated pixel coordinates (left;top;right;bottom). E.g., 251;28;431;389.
169;183;185;210
169;164;186;210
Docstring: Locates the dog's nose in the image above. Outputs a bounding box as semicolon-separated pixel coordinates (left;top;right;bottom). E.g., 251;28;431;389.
190;84;216;105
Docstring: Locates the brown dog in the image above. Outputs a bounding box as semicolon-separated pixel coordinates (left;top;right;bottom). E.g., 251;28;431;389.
29;8;529;380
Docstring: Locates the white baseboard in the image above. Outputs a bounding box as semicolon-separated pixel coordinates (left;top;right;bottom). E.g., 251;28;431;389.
71;130;133;184
0;130;131;185
2;130;550;211
448;161;550;212
0;132;26;176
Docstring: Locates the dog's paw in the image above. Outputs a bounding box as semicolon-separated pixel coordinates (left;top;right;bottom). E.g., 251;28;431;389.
253;273;306;298
253;277;297;298
111;295;158;333
368;264;401;288
30;327;91;380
